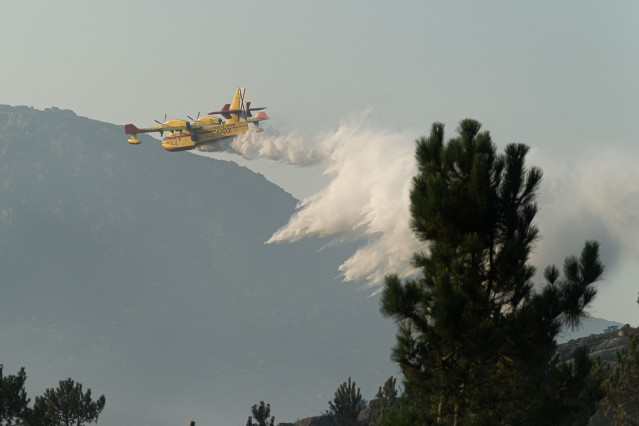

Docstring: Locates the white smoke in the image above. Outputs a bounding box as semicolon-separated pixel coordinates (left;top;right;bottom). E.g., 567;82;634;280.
201;115;424;289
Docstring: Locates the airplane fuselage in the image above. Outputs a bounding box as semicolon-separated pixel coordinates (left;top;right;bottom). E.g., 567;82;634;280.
161;121;258;152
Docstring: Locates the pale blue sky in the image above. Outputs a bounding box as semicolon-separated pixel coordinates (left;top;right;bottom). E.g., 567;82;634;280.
2;1;638;323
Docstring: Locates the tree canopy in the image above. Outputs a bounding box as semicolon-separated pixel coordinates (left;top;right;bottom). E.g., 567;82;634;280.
245;401;274;426
381;119;605;425
0;365;29;425
32;378;105;426
328;377;366;426
602;329;639;423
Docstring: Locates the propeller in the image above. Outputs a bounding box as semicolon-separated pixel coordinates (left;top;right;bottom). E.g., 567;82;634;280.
239;88;247;120
187;112;201;122
154;113;167;125
153;114;167;137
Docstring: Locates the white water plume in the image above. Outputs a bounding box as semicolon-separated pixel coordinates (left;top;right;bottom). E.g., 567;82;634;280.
266;121;423;288
202;118;639;294
196;129;326;165
202;116;424;289
577;152;639;255
532;149;639;270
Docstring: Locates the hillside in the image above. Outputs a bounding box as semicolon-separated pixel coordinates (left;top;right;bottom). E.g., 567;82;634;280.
558;317;624;343
0;105;397;425
558;324;633;370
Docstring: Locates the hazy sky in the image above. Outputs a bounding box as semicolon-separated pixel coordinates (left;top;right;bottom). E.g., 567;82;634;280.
2;1;638;322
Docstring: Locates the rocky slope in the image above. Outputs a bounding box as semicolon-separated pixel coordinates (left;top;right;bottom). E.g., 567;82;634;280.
558;324;633;370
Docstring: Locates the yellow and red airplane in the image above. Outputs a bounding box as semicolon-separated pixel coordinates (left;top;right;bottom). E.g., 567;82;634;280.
124;88;268;152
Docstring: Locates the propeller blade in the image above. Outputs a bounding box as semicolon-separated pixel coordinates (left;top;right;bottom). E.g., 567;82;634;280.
154;113;167;126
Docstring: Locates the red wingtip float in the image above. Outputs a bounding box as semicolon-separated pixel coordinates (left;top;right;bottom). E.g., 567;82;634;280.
124;88;268;151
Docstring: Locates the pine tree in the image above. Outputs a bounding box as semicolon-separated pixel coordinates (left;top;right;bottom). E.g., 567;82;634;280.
602;329;639;424
0;365;29;425
376;376;397;406
245;401;274;426
381;119;605;425
369;376;399;426
32;378;105;426
327;377;365;426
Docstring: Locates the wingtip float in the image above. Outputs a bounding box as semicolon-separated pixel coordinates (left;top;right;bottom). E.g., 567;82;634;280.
124;88;268;152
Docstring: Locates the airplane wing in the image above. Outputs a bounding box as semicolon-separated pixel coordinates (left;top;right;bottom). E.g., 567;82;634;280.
124;121;209;136
124;124;182;135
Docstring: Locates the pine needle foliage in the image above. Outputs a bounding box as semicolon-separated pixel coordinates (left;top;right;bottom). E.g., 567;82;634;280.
245;401;274;426
381;119;605;425
0;365;29;425
369;376;400;426
602;330;639;424
32;378;105;426
327;377;365;426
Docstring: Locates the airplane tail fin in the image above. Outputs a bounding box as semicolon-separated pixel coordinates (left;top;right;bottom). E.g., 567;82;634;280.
228;87;245;123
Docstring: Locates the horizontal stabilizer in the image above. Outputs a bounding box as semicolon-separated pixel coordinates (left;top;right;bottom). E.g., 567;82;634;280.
209;106;266;119
209;104;232;120
245;102;265;118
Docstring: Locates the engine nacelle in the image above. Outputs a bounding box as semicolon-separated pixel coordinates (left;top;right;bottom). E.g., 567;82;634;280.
195;116;222;125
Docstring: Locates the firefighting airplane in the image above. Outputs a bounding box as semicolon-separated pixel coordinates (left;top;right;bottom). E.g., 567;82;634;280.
124;88;268;152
